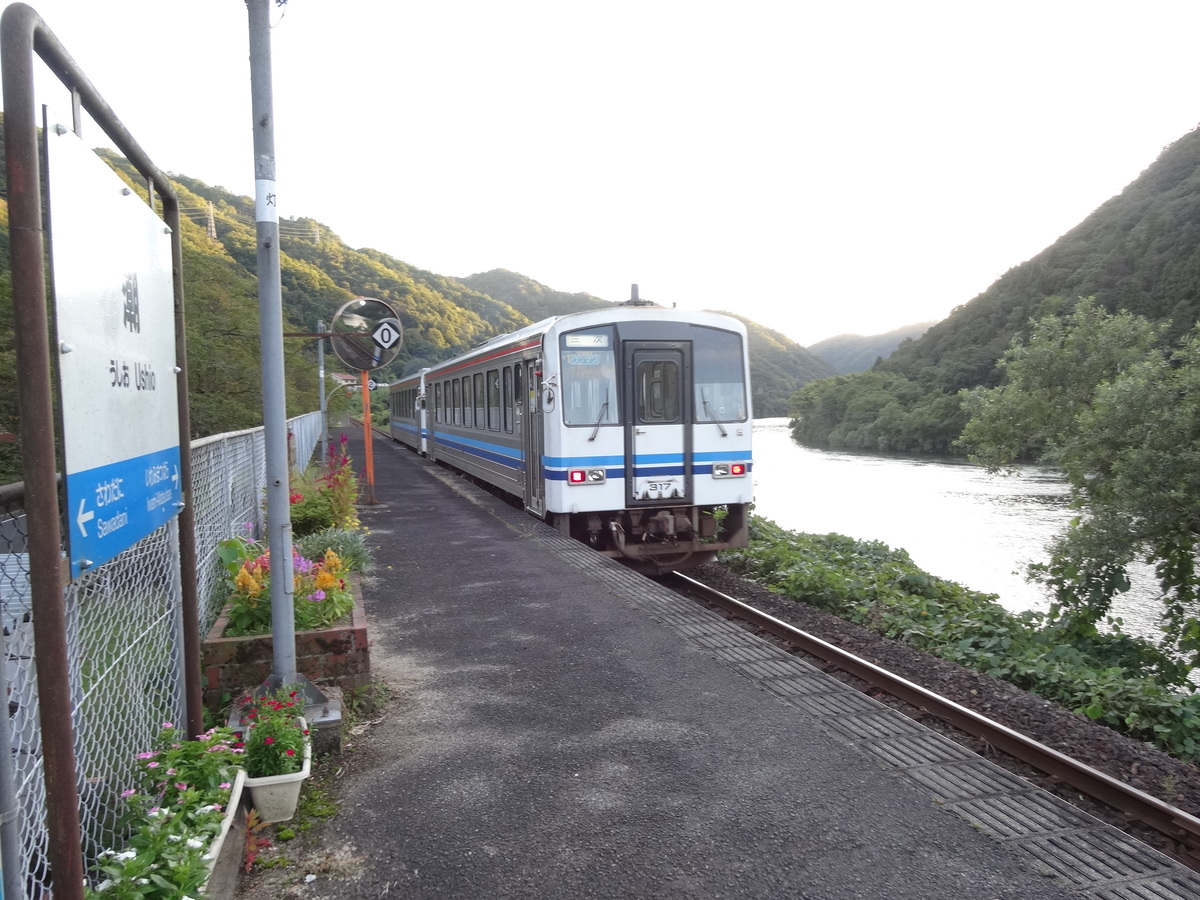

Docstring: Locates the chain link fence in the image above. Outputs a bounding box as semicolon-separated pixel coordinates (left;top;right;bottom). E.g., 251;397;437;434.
0;411;323;898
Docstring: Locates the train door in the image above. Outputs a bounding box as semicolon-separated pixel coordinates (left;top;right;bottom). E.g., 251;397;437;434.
522;359;545;515
415;388;427;455
625;342;692;504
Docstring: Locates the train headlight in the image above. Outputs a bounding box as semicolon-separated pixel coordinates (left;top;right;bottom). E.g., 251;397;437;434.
568;468;606;485
712;462;748;478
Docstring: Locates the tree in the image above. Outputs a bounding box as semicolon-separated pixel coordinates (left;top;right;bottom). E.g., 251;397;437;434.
958;299;1200;668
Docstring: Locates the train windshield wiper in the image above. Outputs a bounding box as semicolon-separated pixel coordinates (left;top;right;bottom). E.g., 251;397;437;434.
700;388;727;436
588;391;610;442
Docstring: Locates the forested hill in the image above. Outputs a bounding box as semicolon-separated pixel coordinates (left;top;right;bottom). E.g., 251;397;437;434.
791;125;1200;454
458;270;613;321
808;322;936;375
888;126;1200;387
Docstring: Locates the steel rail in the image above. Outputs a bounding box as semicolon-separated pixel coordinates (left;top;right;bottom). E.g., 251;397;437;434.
666;570;1200;868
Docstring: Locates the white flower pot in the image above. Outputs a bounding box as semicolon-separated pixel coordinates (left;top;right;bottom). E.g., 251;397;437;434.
202;767;246;894
243;717;312;823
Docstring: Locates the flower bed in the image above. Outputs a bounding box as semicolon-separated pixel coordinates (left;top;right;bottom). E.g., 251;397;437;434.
201;575;370;712
84;724;244;899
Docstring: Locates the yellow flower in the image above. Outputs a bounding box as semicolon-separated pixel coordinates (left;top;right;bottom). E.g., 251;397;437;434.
235;566;262;598
314;570;337;590
323;549;344;574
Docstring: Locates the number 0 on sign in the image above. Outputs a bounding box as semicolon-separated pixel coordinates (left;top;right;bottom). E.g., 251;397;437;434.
46;116;183;579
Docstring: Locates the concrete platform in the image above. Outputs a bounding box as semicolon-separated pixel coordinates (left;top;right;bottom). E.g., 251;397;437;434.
287;431;1200;899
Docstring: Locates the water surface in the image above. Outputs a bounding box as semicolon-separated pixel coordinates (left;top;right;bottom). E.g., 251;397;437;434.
748;418;1160;638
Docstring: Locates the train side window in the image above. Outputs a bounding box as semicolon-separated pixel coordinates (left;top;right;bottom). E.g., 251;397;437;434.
461;376;471;427
487;369;501;431
502;367;513;433
452;379;461;426
473;373;486;429
434;383;442;423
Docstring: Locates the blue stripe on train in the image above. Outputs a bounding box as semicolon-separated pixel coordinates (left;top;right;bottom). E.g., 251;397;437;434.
432;433;522;470
431;438;752;480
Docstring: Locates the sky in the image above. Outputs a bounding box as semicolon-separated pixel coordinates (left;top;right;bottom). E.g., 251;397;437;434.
8;0;1200;346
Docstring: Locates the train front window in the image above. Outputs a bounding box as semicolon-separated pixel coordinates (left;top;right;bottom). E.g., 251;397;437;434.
693;326;747;423
561;327;619;427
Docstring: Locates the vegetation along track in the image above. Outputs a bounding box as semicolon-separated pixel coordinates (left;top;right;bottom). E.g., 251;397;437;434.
664;567;1200;871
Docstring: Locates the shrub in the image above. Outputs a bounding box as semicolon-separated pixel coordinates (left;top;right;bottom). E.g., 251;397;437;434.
720;515;1200;760
216;537;355;636
294;527;372;573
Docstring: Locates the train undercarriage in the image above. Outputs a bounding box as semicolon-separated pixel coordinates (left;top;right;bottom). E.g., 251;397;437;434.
546;503;750;574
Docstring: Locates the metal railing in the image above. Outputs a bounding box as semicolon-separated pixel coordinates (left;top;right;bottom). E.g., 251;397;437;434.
0;410;322;898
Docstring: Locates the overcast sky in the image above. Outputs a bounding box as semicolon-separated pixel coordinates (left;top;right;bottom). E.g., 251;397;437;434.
9;1;1200;345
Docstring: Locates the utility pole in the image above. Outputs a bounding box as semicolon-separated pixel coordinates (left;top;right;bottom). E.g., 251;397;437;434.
247;0;298;689
318;318;328;463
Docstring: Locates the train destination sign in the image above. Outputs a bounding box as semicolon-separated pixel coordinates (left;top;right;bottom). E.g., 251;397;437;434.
46;116;183;579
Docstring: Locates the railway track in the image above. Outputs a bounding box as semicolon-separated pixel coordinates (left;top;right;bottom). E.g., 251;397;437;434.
663;569;1200;871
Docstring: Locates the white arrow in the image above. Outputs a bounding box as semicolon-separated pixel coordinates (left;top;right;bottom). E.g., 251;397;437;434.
172;465;179;489
76;497;95;537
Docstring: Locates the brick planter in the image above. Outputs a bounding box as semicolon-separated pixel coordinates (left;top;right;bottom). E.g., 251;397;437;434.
201;577;371;711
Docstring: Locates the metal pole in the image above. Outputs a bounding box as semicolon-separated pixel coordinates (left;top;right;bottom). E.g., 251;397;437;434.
360;371;377;504
318;319;328;465
247;0;297;686
166;190;204;740
1;6;84;897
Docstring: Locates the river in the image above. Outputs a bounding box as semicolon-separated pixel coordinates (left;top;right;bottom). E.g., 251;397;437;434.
748;418;1162;639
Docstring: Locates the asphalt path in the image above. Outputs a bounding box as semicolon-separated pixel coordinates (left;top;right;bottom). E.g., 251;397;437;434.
296;434;1074;899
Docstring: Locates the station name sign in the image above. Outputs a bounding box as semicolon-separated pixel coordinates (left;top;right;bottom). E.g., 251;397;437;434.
46;116;182;578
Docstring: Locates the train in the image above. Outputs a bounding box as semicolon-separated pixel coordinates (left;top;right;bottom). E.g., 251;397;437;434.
388;299;753;571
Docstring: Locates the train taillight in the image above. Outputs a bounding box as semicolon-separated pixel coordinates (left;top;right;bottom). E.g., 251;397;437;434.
712;462;748;478
568;468;606;485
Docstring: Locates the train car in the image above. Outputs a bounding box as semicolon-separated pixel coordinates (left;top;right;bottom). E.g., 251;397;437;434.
389;302;753;571
389;368;428;454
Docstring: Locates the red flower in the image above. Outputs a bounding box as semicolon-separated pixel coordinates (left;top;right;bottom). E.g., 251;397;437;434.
264;736;275;745
285;749;295;756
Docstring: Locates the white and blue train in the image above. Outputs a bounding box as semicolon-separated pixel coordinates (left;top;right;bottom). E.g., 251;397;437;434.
389;303;753;570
